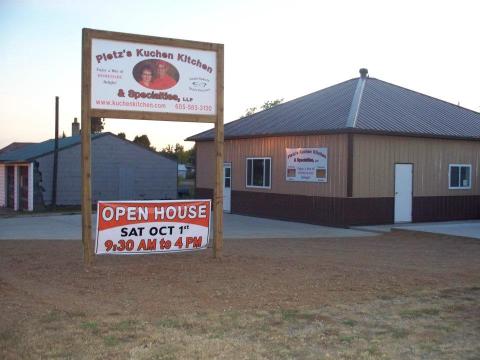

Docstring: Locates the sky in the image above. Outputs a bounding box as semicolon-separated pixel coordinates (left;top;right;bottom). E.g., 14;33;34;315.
0;0;479;150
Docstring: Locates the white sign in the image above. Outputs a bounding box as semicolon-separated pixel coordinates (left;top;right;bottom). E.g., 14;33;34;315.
286;148;328;182
95;200;211;255
91;39;216;115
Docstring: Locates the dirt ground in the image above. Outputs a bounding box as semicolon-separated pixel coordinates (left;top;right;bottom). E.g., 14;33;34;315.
1;231;480;359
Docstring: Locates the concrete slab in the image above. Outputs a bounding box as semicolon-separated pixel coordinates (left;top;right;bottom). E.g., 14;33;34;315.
0;212;379;240
354;220;480;240
222;214;377;239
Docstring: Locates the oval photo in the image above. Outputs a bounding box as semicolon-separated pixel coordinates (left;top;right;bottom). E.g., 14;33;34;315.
132;59;180;90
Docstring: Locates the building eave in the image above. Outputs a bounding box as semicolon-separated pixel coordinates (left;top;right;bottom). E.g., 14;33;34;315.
190;128;480;143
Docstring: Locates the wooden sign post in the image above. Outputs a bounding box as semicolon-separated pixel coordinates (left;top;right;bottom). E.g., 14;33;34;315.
81;28;224;265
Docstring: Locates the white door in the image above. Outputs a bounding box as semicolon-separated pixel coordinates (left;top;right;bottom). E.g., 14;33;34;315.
394;164;413;223
223;163;231;213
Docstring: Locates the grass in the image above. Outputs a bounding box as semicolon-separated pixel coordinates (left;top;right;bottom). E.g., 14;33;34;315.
390;327;410;339
2;287;480;359
343;319;358;327
103;335;120;347
399;307;440;319
80;321;99;334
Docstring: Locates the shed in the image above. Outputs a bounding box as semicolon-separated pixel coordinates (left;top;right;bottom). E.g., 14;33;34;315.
187;69;480;226
0;132;177;211
178;164;188;179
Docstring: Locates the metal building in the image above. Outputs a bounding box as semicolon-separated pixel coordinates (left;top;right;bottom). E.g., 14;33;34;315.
187;69;480;226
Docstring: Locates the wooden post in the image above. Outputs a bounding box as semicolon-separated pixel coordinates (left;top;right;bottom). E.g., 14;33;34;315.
81;30;93;266
213;44;224;258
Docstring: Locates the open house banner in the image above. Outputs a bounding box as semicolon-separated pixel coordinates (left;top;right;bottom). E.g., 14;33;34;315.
95;200;211;255
286;148;328;182
91;38;217;115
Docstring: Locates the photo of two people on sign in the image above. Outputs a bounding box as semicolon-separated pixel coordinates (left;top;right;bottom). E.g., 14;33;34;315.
133;59;180;90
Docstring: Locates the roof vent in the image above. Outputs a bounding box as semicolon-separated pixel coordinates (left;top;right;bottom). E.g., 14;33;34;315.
359;68;368;78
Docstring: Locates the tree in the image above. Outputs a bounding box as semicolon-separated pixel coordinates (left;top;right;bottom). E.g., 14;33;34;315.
91;117;105;134
117;132;126;139
186;144;196;166
61;131;66;139
241;98;284;117
261;99;284;110
159;143;195;165
133;134;156;151
159;144;176;160
243;107;257;117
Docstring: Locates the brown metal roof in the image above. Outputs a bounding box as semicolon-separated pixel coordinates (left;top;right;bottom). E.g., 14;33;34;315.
187;73;480;142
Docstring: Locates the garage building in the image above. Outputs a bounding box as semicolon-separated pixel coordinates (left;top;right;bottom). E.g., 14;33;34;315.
0;132;177;211
187;69;480;226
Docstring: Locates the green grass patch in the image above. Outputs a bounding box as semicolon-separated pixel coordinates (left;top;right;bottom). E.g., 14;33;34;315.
80;321;99;334
156;317;181;328
342;319;357;327
391;327;409;339
340;335;355;343
281;309;300;321
112;319;139;332
103;335;120;347
400;307;440;319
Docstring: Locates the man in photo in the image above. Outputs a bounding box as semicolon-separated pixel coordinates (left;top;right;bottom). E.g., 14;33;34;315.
151;60;177;90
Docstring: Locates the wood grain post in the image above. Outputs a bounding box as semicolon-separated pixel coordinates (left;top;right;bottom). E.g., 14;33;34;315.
81;29;93;266
213;44;224;258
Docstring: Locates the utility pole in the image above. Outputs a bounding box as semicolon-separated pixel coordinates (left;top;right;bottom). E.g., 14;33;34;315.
52;96;59;210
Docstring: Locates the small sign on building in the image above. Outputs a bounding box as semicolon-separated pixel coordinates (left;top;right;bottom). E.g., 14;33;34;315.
286;148;328;182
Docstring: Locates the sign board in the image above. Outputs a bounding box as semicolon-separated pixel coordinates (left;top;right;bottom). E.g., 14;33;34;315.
95;200;211;255
286;148;328;182
91;39;216;115
81;29;224;265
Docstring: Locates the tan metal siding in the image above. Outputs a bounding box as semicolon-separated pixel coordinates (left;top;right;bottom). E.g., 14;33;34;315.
353;134;480;197
196;141;215;189
196;134;348;197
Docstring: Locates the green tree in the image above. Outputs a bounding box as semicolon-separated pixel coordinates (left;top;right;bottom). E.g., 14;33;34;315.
243;107;257;117
241;98;284;117
261;98;284;110
133;134;156;151
159;144;176;160
159;143;195;165
117;132;126;139
186;144;196;166
91;117;105;134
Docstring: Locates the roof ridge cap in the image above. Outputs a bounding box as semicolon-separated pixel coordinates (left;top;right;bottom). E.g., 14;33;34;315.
345;76;367;128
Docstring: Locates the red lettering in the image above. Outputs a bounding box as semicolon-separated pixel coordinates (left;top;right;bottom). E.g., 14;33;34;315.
175;237;183;249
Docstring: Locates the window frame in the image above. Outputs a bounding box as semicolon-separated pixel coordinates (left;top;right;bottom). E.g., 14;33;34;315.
245;157;272;189
448;164;472;190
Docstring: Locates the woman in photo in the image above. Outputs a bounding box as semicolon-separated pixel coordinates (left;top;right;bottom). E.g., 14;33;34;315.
138;65;154;88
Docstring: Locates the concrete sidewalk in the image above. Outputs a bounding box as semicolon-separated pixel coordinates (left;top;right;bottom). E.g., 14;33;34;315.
0;212;377;240
355;220;480;240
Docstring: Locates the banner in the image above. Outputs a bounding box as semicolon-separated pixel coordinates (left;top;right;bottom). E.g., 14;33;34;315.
91;38;216;115
95;200;211;255
286;148;328;182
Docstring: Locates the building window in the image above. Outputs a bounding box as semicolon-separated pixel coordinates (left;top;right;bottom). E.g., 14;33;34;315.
449;164;471;189
246;157;271;188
